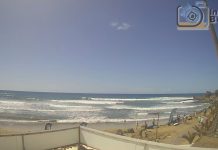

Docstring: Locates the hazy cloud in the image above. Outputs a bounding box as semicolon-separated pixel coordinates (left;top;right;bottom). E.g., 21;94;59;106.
111;22;119;27
110;22;131;31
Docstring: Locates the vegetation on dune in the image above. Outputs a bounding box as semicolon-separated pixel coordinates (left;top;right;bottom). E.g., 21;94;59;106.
182;131;197;144
116;129;124;136
194;89;218;103
139;128;147;138
110;90;218;147
193;125;206;137
191;90;218;147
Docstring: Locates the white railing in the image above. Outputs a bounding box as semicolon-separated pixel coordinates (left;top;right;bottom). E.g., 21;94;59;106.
0;127;79;150
0;126;217;150
0;135;23;150
80;127;217;150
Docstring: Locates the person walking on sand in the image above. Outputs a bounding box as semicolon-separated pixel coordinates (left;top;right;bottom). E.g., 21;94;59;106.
183;114;187;123
177;114;181;123
152;118;155;127
144;121;148;130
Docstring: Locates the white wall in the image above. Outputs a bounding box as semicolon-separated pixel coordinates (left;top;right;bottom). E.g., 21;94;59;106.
80;127;217;150
0;126;217;150
0;136;23;150
80;127;145;150
0;127;78;150
24;128;79;150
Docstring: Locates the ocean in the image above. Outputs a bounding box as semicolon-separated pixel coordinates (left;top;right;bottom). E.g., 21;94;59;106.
0;90;208;123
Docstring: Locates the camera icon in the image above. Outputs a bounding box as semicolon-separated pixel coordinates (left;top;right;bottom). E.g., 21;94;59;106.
188;11;198;21
177;1;209;30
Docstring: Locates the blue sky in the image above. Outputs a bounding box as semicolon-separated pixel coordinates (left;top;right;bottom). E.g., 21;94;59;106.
0;0;218;94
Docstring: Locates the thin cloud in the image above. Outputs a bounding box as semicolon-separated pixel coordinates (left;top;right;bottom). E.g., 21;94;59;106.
111;22;119;27
110;22;131;31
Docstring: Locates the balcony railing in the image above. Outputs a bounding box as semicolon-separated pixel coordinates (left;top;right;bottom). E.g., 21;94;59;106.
0;126;216;150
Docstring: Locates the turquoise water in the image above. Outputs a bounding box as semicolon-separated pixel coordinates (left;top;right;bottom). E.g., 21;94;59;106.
0;90;207;123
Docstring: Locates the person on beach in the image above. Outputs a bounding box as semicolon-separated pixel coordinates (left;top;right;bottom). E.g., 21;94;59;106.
152;118;155;127
136;121;138;128
80;122;88;127
183;114;187;123
45;123;52;130
144;121;148;130
177;115;181;123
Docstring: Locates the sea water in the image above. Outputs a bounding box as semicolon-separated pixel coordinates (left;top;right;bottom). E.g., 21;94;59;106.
0;90;209;123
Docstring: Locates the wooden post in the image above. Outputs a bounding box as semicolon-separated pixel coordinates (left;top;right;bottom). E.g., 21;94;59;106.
155;113;159;142
78;126;81;150
22;135;25;150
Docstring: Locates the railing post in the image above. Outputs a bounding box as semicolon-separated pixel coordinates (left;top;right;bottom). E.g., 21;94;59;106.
21;135;25;150
78;126;81;150
144;144;149;150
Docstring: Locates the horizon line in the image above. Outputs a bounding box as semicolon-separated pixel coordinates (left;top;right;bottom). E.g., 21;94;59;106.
0;89;205;95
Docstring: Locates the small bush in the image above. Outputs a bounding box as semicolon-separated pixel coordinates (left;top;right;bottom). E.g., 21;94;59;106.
127;128;135;133
193;125;206;137
182;131;197;144
116;129;124;135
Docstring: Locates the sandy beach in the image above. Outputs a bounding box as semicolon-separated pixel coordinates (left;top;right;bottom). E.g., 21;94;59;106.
0;121;79;135
0;118;169;135
100;105;218;148
0;113;218;147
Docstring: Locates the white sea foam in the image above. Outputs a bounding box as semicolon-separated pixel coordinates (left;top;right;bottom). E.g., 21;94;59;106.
57;116;170;123
55;108;102;112
164;112;172;114
0;107;101;113
0;95;207;123
0;100;28;110
49;104;92;108
0;106;56;112
0;100;102;112
162;100;196;104
90;97;193;101
26;97;37;100
49;104;101;111
0;100;26;105
51;100;123;105
137;112;148;116
107;104;203;111
0;119;39;123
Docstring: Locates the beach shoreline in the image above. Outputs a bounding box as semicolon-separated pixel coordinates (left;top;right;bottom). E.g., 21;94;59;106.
0;104;209;135
0;120;165;135
0;91;218;147
0;104;217;148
